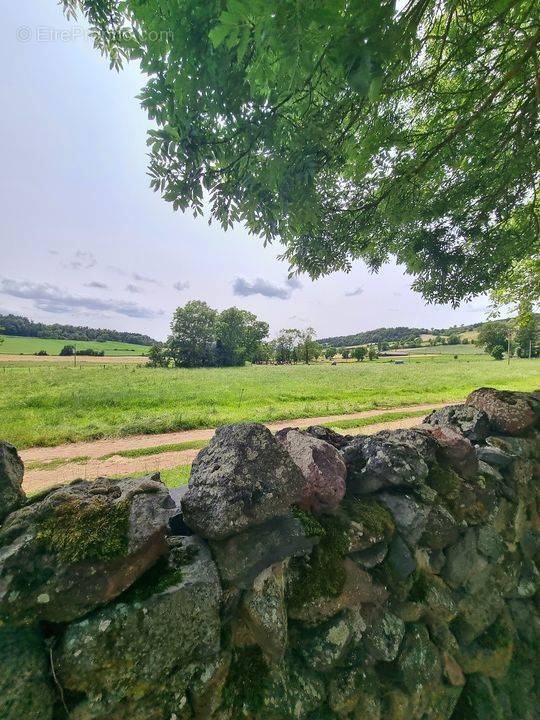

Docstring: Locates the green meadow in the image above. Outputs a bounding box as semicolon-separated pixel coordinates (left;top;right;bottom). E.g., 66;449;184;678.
0;335;150;356
1;354;538;449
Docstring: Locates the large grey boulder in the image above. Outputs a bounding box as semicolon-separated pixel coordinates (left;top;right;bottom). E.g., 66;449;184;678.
0;442;26;523
342;435;429;495
275;428;346;513
424;404;490;444
0;475;172;624
466;387;539;436
0;625;54;720
181;423;304;539
55;536;221;720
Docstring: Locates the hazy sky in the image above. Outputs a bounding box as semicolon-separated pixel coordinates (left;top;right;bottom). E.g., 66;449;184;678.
0;1;491;341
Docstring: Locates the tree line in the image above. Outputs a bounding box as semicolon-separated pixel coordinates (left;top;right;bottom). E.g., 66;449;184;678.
0;314;155;346
148;301;383;368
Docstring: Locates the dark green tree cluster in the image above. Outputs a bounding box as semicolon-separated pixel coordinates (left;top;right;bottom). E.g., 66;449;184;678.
0;314;154;346
63;0;539;306
149;301;269;368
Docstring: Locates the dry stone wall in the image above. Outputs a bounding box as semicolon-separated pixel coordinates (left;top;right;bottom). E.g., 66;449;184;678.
0;387;539;720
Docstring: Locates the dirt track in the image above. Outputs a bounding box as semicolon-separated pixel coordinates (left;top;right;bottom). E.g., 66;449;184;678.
21;403;446;494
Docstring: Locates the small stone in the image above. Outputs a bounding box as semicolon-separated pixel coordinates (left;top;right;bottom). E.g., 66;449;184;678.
297;612;356;672
210;514;314;589
477;445;515;468
420;504;459;550
352;541;388;569
260;656;325;719
364;610;405;662
305;425;352;449
240;563;288;664
466;387;539;436
421;424;479;479
275;428;346;513
396;624;441;693
328;667;380;716
477;526;506;562
190;652;231;720
443;528;486;589
181;423;304;539
288;558;387;625
377;492;431;546
442;651;465;686
0;441;26;523
386;535;417;580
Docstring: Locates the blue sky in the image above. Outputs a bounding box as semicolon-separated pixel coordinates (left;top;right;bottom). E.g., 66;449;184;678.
0;1;490;341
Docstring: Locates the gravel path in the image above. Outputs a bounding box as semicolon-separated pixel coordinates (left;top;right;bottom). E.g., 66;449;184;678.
21;402;447;494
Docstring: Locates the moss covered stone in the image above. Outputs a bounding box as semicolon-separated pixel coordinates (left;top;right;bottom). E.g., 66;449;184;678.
346;498;395;541
287;514;349;610
221;646;267;714
37;498;130;563
428;464;462;499
120;556;183;603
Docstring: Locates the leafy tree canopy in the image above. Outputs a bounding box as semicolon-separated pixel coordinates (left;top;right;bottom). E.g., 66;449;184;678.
64;0;539;303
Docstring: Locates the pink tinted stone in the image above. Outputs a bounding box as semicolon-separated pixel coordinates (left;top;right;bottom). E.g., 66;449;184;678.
275;428;346;514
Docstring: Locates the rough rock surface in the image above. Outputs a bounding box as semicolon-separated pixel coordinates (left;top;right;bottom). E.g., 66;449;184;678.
181;423;304;539
288;558;388;625
240;563;288;663
0;625;54;720
466;387;539;435
424;404;490;444
275;428;346;513
55;536;221;719
343;435;429;494
422;424;479;479
210;514;314;588
305;425;352;449
0;475;172;624
0;441;25;523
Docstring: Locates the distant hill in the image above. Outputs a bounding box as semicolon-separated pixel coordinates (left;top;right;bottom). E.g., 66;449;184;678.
319;314;539;348
318;326;430;347
0;314;156;346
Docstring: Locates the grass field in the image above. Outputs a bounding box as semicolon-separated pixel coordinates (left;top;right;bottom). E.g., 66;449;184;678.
0;335;150;356
1;354;538;448
409;344;484;355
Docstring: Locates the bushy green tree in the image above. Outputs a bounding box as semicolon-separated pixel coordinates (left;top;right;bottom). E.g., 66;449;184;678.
324;347;337;360
273;329;301;364
353;346;367;362
447;335;460;346
59;345;75;356
169;301;217;367
491;345;505;361
63;0;539;304
367;346;378;361
478;322;509;357
215;307;269;366
341;349;350;360
297;328;320;364
147;343;170;368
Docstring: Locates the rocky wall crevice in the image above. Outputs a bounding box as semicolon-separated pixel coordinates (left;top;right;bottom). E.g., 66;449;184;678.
0;387;538;720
